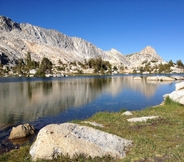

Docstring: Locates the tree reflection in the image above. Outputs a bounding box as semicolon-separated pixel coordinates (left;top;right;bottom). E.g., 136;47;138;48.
90;77;112;91
42;82;53;95
27;82;32;100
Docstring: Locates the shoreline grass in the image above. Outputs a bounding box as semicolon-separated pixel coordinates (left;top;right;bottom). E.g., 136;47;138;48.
1;97;184;162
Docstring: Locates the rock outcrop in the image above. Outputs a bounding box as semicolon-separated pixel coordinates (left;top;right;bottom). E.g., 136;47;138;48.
29;123;132;161
175;82;184;91
8;123;35;140
126;46;164;67
164;81;184;105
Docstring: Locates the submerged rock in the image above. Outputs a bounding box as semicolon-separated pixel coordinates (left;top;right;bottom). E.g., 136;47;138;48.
29;123;132;161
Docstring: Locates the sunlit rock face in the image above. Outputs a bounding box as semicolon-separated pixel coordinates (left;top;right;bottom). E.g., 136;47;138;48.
0;16;164;67
0;16;129;66
140;45;157;55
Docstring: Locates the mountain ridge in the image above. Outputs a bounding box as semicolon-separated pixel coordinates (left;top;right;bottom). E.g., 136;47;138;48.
0;16;164;67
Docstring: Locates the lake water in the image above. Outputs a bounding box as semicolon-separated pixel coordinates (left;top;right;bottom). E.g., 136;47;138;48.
0;74;183;153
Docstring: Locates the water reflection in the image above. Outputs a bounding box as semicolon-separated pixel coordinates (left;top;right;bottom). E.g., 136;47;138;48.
0;76;174;128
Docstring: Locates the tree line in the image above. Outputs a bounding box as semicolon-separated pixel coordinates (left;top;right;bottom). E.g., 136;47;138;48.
1;52;184;77
12;52;52;77
134;59;184;74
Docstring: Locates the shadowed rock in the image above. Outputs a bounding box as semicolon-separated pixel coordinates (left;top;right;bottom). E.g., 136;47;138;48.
8;123;35;140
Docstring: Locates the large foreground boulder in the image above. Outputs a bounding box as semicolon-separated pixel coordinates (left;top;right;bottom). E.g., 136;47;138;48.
9;123;35;140
30;123;132;161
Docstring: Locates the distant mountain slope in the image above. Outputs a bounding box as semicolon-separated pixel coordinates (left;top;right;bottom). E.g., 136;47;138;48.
0;16;164;67
0;16;129;66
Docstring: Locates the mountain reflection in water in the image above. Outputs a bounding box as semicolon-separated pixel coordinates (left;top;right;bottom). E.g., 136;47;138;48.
0;75;176;131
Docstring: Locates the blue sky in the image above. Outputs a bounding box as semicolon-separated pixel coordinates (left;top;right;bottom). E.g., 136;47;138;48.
0;0;184;62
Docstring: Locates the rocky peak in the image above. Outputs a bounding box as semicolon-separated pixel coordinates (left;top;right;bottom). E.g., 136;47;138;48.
126;45;163;67
108;48;123;54
0;16;21;31
140;45;157;56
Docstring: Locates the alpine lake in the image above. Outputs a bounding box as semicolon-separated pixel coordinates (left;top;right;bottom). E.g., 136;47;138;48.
0;74;183;153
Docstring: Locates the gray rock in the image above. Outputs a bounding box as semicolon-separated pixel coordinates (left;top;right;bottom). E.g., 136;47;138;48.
9;123;35;139
122;111;133;116
82;121;104;128
29;123;132;161
171;76;184;80
164;82;184;105
168;89;184;105
175;81;184;91
147;76;174;82
127;116;159;122
159;76;175;81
